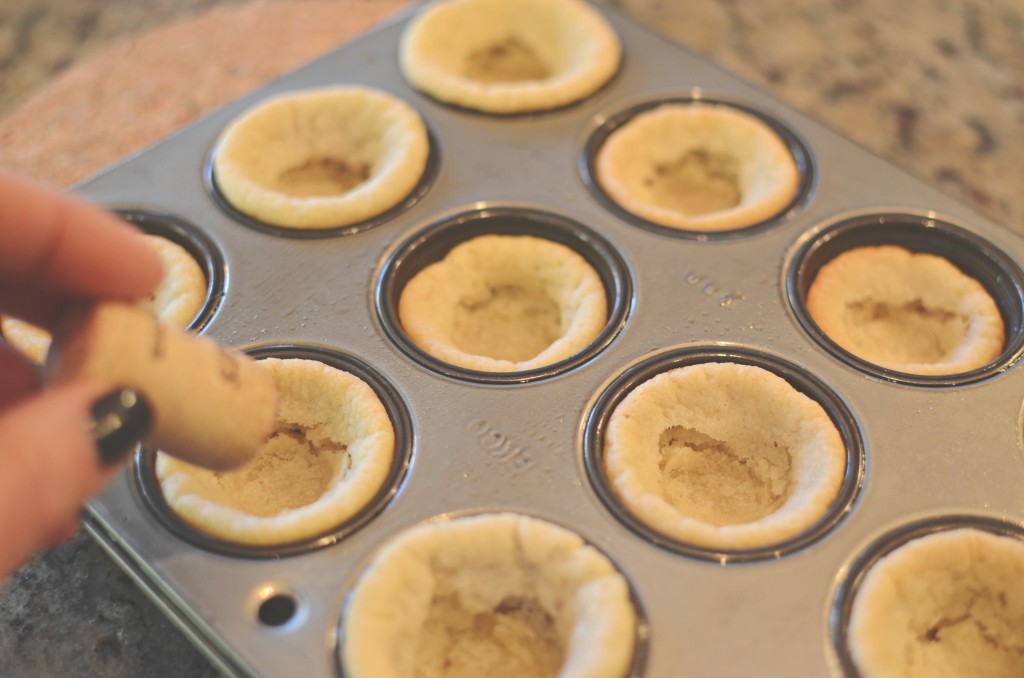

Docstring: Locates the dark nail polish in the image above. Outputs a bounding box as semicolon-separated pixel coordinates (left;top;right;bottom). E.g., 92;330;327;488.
90;388;153;466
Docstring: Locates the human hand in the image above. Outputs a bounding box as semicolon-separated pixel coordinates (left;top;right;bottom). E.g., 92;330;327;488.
0;169;163;580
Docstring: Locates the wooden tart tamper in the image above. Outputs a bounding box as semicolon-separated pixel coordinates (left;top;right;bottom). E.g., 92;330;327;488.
47;302;278;470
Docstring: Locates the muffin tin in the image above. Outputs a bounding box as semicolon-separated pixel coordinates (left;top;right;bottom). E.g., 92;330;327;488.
76;2;1024;676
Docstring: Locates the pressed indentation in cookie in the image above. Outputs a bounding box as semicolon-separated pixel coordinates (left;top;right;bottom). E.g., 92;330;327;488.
849;529;1024;678
656;425;792;526
213;422;350;516
642;149;741;217
843;297;968;364
415;592;564;678
905;576;1024;657
451;284;562;362
464;36;550;84
274;157;372;198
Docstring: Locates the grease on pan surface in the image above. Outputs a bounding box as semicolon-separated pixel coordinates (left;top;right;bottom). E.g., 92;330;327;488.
595;104;799;232
847;528;1024;678
156;358;395;546
0;233;206;364
603;362;846;551
341;513;636;678
212;86;428;229
398;234;608;372
806;245;1005;375
399;0;621;114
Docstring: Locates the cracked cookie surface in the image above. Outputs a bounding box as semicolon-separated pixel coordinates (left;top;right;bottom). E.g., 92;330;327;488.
806;244;1004;375
848;528;1024;678
398;234;607;372
595;104;799;231
156;357;394;546
604;361;845;550
341;513;636;678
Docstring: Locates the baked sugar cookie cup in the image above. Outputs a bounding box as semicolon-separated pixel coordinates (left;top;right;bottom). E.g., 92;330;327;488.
211;86;430;231
587;100;807;235
377;206;632;382
585;347;862;560
807;245;1004;375
148;348;410;551
788;212;1024;385
339;513;641;678
399;233;606;372
399;0;621;114
831;516;1024;678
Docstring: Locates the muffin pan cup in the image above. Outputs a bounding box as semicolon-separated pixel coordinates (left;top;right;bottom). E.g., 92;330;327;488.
579;95;815;240
78;3;1024;677
375;204;633;383
204;128;442;239
134;343;414;559
787;211;1024;386
332;509;653;678
583;344;865;564
827;513;1024;676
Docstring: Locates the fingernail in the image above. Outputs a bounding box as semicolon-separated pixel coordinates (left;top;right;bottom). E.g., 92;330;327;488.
90;387;153;466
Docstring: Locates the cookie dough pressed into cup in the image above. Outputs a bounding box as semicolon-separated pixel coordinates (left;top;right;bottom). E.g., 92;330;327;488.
847;528;1024;678
603;362;846;551
399;0;621;114
1;233;206;364
155;357;395;546
212;86;429;229
806;245;1005;375
340;513;637;678
398;234;608;372
595;104;800;232
141;234;208;328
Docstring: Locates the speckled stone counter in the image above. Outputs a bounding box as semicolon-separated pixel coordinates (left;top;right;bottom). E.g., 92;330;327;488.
1;0;1023;676
615;0;1024;235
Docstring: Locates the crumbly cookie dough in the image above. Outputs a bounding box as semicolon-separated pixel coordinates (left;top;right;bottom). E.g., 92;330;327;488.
212;86;428;229
341;513;636;678
595;104;800;231
806;245;1005;375
399;0;621;114
398;234;607;372
1;233;206;364
848;528;1024;678
156;358;395;545
604;362;846;550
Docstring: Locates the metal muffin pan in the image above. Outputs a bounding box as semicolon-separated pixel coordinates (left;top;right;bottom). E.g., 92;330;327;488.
76;2;1024;677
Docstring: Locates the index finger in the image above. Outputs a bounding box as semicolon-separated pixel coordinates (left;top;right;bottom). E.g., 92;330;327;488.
0;170;162;300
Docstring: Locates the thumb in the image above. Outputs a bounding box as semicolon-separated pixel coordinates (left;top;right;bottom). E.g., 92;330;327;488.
0;381;152;579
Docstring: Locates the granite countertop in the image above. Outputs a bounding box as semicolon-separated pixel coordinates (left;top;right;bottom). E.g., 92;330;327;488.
1;0;1023;676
